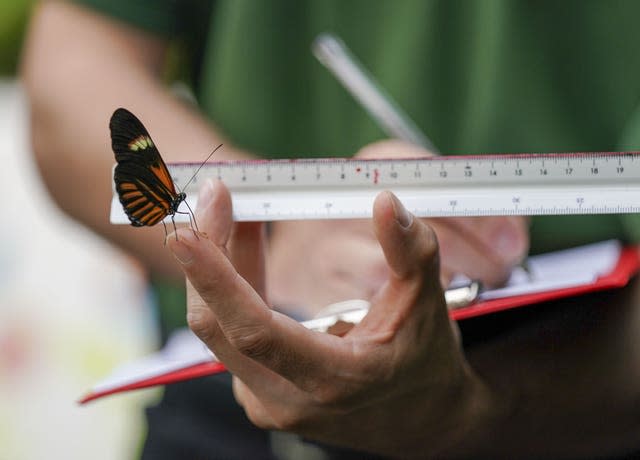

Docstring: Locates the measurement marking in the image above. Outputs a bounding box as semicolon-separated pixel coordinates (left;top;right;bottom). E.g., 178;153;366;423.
111;152;640;223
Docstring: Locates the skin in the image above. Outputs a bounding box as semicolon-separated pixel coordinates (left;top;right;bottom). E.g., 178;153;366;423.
21;1;527;306
169;181;506;457
171;180;640;458
24;1;640;458
268;140;529;317
21;1;248;281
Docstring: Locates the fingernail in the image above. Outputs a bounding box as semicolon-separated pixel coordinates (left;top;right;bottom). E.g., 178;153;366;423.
168;231;195;264
390;193;413;228
197;179;215;214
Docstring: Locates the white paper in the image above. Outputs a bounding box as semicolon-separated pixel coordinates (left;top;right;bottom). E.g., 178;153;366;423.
91;329;214;394
479;240;620;300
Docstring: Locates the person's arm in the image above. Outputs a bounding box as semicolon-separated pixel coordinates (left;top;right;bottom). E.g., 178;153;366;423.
21;1;249;281
21;2;527;306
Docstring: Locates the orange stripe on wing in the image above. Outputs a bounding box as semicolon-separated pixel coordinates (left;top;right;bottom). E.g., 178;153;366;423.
149;163;177;195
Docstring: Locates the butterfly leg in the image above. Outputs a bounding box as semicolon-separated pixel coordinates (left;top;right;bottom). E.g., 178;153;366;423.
176;204;200;240
183;200;201;234
171;215;180;241
169;212;202;242
161;220;172;245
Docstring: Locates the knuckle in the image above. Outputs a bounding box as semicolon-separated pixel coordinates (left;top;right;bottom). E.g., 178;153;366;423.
307;383;339;406
310;361;380;408
312;386;352;407
310;383;374;414
226;323;273;359
271;408;309;432
186;307;216;342
243;405;275;430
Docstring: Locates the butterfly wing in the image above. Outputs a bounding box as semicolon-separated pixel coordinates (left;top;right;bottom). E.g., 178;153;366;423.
110;108;181;227
114;163;176;226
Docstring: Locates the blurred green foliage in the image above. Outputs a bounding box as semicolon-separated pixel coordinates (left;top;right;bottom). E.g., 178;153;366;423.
0;0;35;76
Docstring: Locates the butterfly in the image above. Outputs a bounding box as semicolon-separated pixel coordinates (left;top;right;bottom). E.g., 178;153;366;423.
110;107;220;239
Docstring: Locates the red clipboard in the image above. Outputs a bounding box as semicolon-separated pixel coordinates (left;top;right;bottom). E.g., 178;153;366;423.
451;245;639;320
79;245;639;405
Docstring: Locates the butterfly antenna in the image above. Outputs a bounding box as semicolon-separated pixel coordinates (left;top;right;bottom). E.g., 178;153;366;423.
179;143;223;193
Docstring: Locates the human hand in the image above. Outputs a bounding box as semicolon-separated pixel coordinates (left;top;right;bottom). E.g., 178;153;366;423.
356;140;529;288
267;140;529;316
266;218;385;317
167;180;506;457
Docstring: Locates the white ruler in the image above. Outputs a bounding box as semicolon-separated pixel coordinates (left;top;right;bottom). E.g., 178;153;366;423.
110;152;640;223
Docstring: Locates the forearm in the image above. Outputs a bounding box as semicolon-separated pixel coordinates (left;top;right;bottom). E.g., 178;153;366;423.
21;1;250;281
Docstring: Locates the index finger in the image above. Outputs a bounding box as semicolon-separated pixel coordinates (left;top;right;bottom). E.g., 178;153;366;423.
169;228;354;393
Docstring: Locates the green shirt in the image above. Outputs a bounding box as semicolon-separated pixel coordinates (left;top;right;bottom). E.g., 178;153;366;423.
79;0;640;332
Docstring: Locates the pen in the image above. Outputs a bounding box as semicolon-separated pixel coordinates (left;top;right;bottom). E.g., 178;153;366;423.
312;32;437;152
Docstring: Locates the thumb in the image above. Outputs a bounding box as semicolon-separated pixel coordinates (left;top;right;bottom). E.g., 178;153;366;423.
360;191;446;331
373;191;440;282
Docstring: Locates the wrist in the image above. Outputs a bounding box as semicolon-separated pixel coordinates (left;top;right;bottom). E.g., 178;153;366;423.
434;364;517;458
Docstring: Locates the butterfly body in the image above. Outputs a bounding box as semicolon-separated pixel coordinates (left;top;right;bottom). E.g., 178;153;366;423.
110;108;188;229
